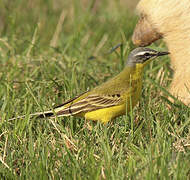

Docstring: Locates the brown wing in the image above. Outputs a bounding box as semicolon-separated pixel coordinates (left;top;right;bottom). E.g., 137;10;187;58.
53;91;88;109
56;94;123;116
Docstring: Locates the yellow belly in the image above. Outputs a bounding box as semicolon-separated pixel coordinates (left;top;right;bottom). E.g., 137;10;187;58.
84;91;141;123
84;104;126;123
79;78;142;123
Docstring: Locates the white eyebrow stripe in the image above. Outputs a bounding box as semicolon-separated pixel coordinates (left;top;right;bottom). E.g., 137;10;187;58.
135;51;155;56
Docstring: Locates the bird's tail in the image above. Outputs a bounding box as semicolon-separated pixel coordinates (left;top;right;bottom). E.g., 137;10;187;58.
6;91;88;121
6;110;55;121
6;106;75;121
6;101;79;121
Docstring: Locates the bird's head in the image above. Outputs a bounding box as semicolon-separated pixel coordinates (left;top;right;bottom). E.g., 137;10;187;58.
126;47;169;67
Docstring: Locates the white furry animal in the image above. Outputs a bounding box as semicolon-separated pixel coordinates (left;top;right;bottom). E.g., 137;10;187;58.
132;0;190;105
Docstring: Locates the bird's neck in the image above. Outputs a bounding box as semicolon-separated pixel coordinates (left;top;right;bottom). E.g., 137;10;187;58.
135;63;145;75
128;63;144;76
122;64;144;81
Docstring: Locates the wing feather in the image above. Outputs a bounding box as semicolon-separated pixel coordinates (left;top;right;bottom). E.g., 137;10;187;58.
56;94;123;116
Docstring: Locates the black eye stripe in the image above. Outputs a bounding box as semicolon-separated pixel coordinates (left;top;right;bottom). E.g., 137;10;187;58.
137;54;151;58
136;51;157;57
144;53;150;56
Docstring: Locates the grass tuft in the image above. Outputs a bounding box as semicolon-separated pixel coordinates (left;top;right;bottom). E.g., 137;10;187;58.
0;0;190;179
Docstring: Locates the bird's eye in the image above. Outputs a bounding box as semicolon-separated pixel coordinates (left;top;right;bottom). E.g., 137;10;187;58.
144;53;150;56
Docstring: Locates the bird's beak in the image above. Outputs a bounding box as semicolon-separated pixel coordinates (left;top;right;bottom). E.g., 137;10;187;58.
157;51;170;56
143;51;169;66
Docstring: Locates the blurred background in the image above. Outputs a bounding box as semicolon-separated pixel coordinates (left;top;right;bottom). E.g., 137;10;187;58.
0;0;139;53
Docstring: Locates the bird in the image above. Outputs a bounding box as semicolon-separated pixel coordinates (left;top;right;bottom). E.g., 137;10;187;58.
10;47;169;123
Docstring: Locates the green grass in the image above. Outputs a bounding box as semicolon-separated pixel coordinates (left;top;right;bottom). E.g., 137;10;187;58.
0;0;190;179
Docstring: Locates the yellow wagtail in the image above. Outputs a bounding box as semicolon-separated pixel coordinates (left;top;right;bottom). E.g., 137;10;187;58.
11;47;169;123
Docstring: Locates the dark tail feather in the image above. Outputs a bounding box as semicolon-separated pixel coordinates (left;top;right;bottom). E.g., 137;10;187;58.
7;110;55;121
7;105;72;121
37;112;54;118
7;91;89;121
